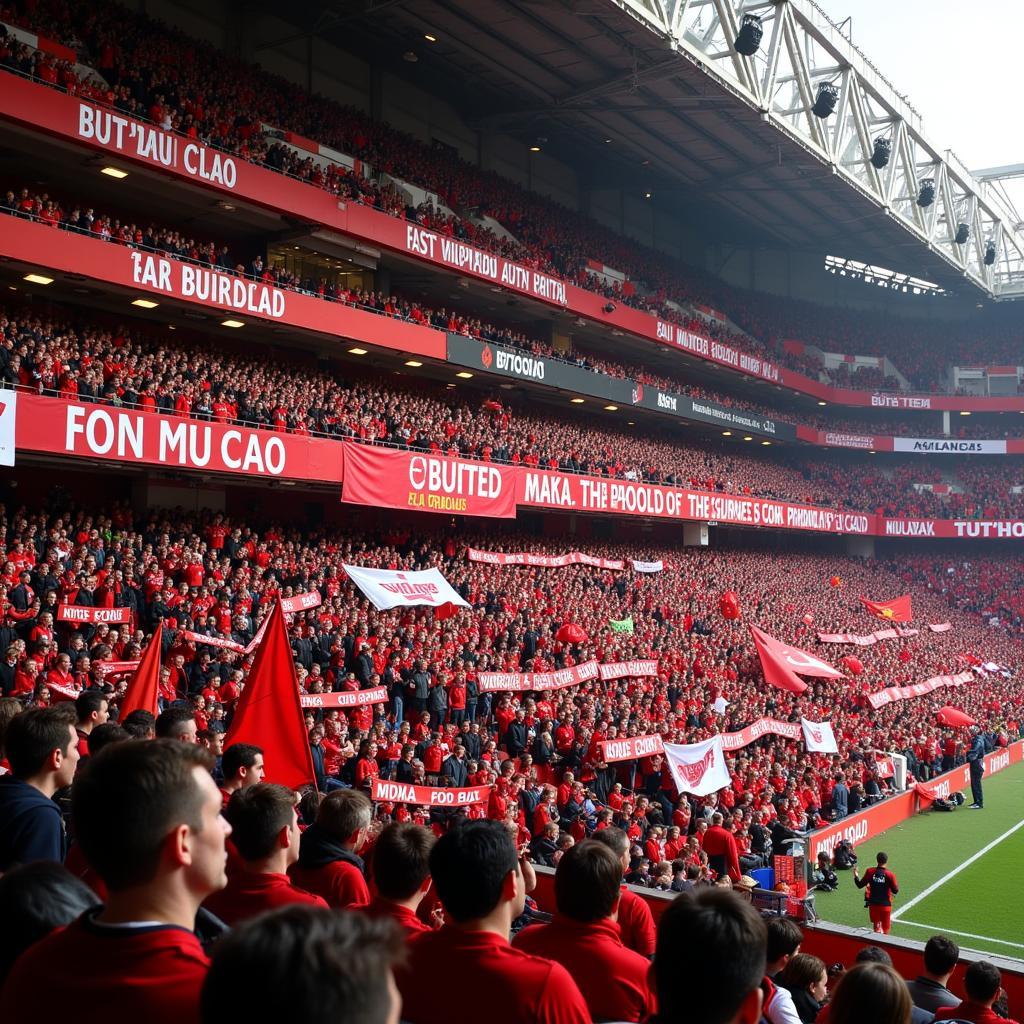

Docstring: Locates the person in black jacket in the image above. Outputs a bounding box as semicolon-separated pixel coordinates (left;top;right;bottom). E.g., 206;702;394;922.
780;953;828;1022
967;726;987;808
503;709;528;758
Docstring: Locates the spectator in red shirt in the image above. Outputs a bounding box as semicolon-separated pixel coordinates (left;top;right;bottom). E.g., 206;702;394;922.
398;819;590;1024
513;840;655;1022
589;826;657;956
854;851;899;934
289;789;372;909
75;690;109;758
654;888;766;1024
218;742;265;807
935;961;1021;1024
363;821;436;939
204;783;326;926
702;811;742;882
201;906;404;1024
0;740;230;1024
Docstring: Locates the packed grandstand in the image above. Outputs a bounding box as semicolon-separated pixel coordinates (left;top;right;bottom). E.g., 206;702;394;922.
0;1;1023;1023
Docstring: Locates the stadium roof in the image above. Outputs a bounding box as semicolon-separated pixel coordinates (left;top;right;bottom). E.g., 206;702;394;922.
251;0;1024;299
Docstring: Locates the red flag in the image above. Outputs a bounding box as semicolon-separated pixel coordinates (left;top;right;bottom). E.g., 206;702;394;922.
860;594;913;622
749;624;844;694
225;600;316;790
119;622;162;719
936;705;976;728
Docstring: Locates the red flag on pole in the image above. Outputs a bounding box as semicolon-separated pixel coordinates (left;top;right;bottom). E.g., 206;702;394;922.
749;624;844;694
936;705;976;728
225;600;316;790
859;594;913;622
119;622;162;719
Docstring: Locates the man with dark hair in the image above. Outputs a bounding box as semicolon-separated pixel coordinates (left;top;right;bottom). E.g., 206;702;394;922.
966;726;987;809
854;851;899;934
654;889;766;1024
74;691;109;757
907;935;961;1014
365;822;436;938
399;819;589;1024
204;783;326;925
290;789;372;909
121;708;156;739
936;961;1020;1023
219;742;264;806
86;723;131;758
589;825;657;956
0;704;79;868
703;811;742;882
0;740;231;1023
513;840;653;1022
761;916;804;1024
155;706;198;743
201;907;404;1024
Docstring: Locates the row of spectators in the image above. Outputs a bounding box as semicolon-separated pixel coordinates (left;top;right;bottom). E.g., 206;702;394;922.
2;6;1023;389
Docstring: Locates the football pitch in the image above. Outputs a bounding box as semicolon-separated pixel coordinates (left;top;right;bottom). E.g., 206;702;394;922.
812;760;1024;959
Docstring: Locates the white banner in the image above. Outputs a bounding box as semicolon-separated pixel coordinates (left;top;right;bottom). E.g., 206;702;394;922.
801;718;839;754
0;388;15;466
631;559;664;573
893;438;1007;455
713;696;729;715
342;564;470;612
664;736;731;796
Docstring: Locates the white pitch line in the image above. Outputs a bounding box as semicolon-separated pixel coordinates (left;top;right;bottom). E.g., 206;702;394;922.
892;816;1024;921
896;919;1024;952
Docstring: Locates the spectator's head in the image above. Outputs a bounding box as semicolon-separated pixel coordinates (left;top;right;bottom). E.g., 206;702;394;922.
0;695;22;757
221;743;265;789
121;708;156;739
86;722;130;757
429;819;524;926
922;934;959;980
201;907;403;1024
0;863;98;986
316;790;372;850
225;783;301;867
826;962;911;1024
765;915;803;972
963;961;1003;1006
588;825;629;873
875;852;888;866
5;704;79;792
372;822;435;905
655;889;766;1024
72;739;229;903
781;953;828;1007
155;707;197;743
554;841;622;923
75;690;109;733
856;945;891;966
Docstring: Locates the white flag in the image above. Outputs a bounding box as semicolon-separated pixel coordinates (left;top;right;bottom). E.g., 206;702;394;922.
342;564;470;612
801;718;839;754
713;696;729;715
631;560;664;573
664;736;731;797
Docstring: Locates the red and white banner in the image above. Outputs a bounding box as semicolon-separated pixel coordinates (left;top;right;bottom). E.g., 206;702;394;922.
880;518;1024;539
300;686;388;709
664;736;731;796
720;718;802;751
280;590;322;614
866;670;975;710
343;445;516;519
371;779;491;806
817;628;919;645
180;629;246;654
599;734;666;762
57;604;131;625
477;661;601;693
467;548;624;569
95;659;140;675
342;564;469;613
598;660;660;681
928;622;952;633
801;718;839;754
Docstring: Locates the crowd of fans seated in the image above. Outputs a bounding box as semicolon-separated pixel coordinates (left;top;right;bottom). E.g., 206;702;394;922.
6;300;1024;518
0;500;1021;1020
2;4;1024;392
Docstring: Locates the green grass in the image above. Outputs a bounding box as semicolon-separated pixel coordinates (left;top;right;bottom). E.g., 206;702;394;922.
813;761;1024;959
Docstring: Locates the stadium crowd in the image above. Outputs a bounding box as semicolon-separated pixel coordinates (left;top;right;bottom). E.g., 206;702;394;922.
2;4;1024;393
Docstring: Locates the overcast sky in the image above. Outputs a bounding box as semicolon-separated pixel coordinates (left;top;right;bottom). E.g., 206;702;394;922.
813;0;1023;176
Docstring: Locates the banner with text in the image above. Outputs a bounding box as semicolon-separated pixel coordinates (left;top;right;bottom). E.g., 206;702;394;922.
57;604;131;625
817;628;919;645
300;687;389;709
371;779;491;806
467;548;624;569
342;564;469;612
866;670;975;710
599;734;666;762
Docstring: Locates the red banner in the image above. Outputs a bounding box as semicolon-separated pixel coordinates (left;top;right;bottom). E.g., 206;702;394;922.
95;659;140;675
467;548;624;569
280;591;322;614
881;517;1024;539
720;718;803;751
598;660;660;681
866;670;975;710
599;734;666;762
477;660;601;693
180;629;246;653
342;444;516;519
57;604;130;624
817;628;919;645
17;394;342;483
299;687;388;709
860;594;913;622
371;779;491;806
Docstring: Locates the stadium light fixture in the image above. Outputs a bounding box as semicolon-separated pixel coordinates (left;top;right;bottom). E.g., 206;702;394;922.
960;410;971;416
870;136;891;170
817;401;827;406
131;298;159;309
743;436;753;441
984;240;997;266
23;273;53;285
604;405;618;411
348;347;368;355
404;360;423;367
761;441;772;446
570;398;585;404
456;371;473;379
529;146;541;153
722;431;732;437
812;82;839;119
917;179;935;207
101;166;128;179
424;34;437;42
955;223;970;245
734;15;763;56
221;319;245;328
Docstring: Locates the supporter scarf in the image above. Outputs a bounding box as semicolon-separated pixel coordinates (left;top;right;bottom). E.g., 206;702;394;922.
371;779;491;806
